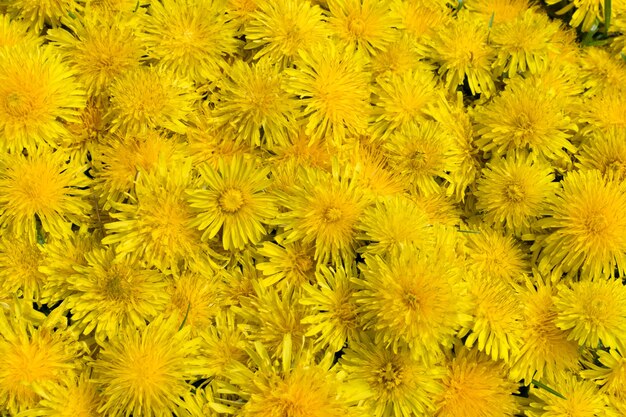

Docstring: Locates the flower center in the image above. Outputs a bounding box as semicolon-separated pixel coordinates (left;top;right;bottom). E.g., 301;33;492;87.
404;292;420;309
348;16;367;38
504;182;525;203
584;211;608;235
375;361;405;390
220;189;244;213
323;207;343;223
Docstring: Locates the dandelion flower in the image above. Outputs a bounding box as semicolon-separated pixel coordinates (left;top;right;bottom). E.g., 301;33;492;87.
527;373;611;417
103;160;208;273
234;283;312;357
392;0;450;56
461;273;524;362
245;0;329;67
509;279;580;382
256;240;317;288
63;98;107;160
0;45;85;151
474;76;578;161
411;190;461;226
284;42;371;144
277;166;371;264
577;128;626;181
340;336;444;417
67;247;169;343
579;47;626;96
0;148;90;242
475;155;557;234
0;13;41;49
6;0;81;33
554;279;626;350
385;121;461;195
370;69;442;139
535;170;626;279
348;144;404;198
580;89;626;135
46;13;143;96
199;310;249;376
356;195;433;255
465;0;530;24
92;314;209;417
581;348;626;398
300;264;361;352
0;312;87;415
491;9;562;76
106;65;197;135
370;35;429;77
546;0;614;32
0;232;46;302
187;156;276;251
139;0;239;83
464;227;529;284
223;335;364;417
428;12;496;96
355;246;472;363
21;372;102;417
211;58;297;148
435;345;520;417
328;0;400;57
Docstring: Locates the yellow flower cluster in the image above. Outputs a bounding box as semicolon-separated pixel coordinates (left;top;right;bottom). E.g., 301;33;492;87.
1;0;626;416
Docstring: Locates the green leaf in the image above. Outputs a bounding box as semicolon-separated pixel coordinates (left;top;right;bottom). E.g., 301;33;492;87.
605;0;612;35
178;302;191;331
531;379;567;400
488;12;495;29
621;52;626;63
455;0;464;12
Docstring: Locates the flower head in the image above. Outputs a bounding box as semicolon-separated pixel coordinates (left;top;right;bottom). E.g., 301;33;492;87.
0;148;90;242
256;240;317;288
535;170;626;279
0;45;85;151
23;372;103;417
139;0;239;82
187;156;277;251
284;43;371;144
92;314;208;417
554;279;626;350
0;13;41;49
6;0;82;32
0;232;46;302
245;0;329;67
475;154;557;234
581;348;626;399
340;336;444;417
577;128;626;181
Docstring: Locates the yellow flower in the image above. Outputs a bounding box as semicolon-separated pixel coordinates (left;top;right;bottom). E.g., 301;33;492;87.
67;247;169;344
187;156;276;251
475;154;557;234
92;314;209;417
276;165;370;264
370;69;442;139
211;58;297;149
474;76;578;161
356;194;433;255
428;12;496;96
355;245;472;363
93;129;186;209
0;311;87;415
0;45;85;151
509;279;580;382
0;232;46;302
461;273;524;362
435;346;520;417
300;264;361;352
234;283;312;357
6;0;82;32
546;0;616;32
106;65;197;135
328;0;400;57
392;0;450;56
580;89;626;135
491;9;562;76
223;335;365;417
554;279;626;351
410;190;461;226
46;12;143;96
581;348;626;399
348;144;404;198
535;170;626;280
19;372;102;417
0;13;41;49
577;128;626;181
340;336;444;417
63;98;107;161
85;0;144;16
0;148;90;242
139;0;239;83
245;0;329;67
527;373;612;417
465;0;530;24
464;227;530;284
199;310;249;377
369;35;430;77
579;47;626;96
104;160;209;273
284;42;371;144
256;240;317;288
385;121;461;195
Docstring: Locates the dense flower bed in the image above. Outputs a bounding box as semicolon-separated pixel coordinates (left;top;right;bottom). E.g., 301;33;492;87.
1;0;626;416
